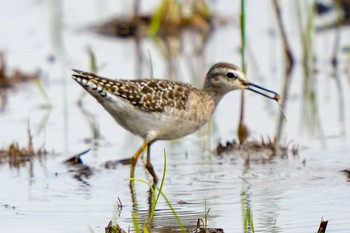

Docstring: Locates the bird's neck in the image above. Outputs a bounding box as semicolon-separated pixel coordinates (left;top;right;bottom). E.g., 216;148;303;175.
203;89;225;105
199;90;225;120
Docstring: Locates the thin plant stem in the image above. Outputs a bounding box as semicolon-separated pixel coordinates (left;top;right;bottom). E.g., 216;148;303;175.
129;151;186;233
272;0;294;142
237;0;248;144
148;151;167;221
131;211;141;233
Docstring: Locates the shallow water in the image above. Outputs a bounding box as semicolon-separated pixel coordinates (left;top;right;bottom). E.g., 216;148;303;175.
1;1;350;233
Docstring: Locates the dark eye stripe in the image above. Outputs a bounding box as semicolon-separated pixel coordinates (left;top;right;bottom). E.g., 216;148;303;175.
226;72;237;79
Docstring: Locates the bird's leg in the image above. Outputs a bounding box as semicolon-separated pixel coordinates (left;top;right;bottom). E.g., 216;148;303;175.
145;142;158;184
130;140;149;180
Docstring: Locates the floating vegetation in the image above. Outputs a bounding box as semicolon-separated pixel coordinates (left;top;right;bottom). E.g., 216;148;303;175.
94;16;148;38
216;137;298;161
0;53;39;88
104;220;128;233
0;126;48;168
0;53;44;112
92;0;212;39
195;222;224;233
195;206;224;233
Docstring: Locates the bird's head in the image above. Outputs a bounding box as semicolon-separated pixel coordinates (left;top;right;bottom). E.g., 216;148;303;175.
204;62;280;101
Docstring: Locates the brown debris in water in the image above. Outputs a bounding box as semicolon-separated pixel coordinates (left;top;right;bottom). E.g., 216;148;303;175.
63;148;90;165
315;0;350;29
0;126;48;168
0;53;39;88
104;158;132;169
70;165;94;183
340;169;350;181
105;220;127;233
195;228;224;233
196;218;224;233
216;137;299;161
316;218;328;233
94;16;149;38
64;149;94;184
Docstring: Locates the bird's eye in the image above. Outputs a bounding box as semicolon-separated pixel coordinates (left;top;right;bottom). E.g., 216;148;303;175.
226;72;237;79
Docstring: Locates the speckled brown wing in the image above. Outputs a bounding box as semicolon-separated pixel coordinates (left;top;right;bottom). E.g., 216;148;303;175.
72;70;193;112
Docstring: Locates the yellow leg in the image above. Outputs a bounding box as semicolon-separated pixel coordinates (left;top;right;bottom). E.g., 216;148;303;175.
130;140;149;180
145;143;158;184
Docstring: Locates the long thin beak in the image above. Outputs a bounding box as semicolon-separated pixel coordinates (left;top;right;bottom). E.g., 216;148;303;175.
246;82;280;101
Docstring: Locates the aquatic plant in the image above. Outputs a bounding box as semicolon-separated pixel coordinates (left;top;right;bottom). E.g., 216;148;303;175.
296;0;323;136
237;0;248;144
130;151;186;233
241;183;255;233
0;124;48;169
271;0;294;142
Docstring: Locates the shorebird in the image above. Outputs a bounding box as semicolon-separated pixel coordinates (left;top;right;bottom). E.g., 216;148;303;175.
72;62;279;182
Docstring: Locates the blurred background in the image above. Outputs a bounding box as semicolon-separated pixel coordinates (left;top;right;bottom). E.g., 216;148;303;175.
0;1;349;233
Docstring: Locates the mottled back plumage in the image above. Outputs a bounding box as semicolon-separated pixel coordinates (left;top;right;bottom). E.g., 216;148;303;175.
72;70;194;112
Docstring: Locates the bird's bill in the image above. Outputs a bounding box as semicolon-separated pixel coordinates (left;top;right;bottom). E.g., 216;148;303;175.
246;82;280;101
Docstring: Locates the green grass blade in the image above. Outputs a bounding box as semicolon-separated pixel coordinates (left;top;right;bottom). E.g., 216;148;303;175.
131;211;141;233
149;150;167;221
129;151;186;232
87;47;98;73
148;0;166;37
240;0;246;73
155;186;186;233
34;79;52;107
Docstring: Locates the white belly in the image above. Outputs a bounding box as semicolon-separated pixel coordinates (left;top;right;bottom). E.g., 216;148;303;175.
99;95;209;141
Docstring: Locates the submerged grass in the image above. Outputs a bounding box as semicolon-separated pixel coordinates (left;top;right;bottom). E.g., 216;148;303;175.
130;151;186;233
127;151;225;233
148;150;167;223
241;183;255;233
